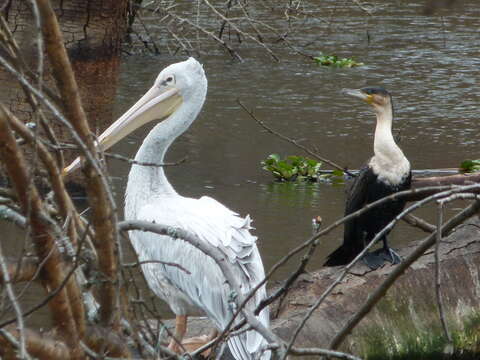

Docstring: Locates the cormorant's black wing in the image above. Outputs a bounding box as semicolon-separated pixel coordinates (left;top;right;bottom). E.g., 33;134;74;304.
324;165;375;266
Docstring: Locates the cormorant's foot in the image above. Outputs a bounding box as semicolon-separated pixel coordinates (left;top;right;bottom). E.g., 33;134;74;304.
372;247;402;265
362;252;386;270
386;248;402;264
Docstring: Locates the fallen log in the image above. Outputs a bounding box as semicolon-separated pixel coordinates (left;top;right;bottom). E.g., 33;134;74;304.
407;173;480;202
159;217;480;358
270;216;480;357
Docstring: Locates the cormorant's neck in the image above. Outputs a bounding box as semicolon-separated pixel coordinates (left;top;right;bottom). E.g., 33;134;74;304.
373;104;401;161
370;104;410;185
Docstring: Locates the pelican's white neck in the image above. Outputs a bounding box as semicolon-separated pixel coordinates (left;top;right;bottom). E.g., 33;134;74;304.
125;93;205;219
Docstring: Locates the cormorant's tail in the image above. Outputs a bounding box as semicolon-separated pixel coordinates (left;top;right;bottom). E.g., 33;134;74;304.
323;245;355;267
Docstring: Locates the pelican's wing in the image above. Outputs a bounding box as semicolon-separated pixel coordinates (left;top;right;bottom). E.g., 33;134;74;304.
132;195;269;360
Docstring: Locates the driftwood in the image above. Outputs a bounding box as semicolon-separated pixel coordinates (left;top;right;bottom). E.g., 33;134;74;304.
167;216;480;357
270;216;480;355
408;173;480;201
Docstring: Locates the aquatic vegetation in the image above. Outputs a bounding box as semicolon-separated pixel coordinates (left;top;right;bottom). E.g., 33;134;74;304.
460;159;480;173
261;154;344;182
314;53;364;68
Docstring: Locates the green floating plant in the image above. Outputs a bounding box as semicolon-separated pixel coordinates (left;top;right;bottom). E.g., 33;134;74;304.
459;159;480;173
261;154;344;182
314;53;364;68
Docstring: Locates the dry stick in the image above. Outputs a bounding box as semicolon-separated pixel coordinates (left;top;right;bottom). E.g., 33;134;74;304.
236;0;265;42
208;235;324;356
0;238;27;358
0;56;109;200
0;326;70;360
0;257;38;285
403;213;436;233
0;224;99;350
0;328;27;359
218;0;234;39
434;193;479;347
167;12;243;61
0;205;27;228
244;17;316;59
3;106;88;335
120;239;191;357
273;345;361;360
237;99;353;176
434;200;453;350
117;220;282;350
329;198;480;350
105;152;188;167
4;107;79;229
123;259;191;274
283;183;480;357
203;0;279;61
0;14;64;169
0;108;80;355
35;0;121;330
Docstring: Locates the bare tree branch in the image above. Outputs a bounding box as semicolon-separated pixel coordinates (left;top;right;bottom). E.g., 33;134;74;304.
238;99;352;175
328;199;480;350
0;105;81;356
0;326;70;360
35;0;121;330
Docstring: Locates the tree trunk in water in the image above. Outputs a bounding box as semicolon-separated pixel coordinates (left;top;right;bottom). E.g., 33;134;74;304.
0;0;128;181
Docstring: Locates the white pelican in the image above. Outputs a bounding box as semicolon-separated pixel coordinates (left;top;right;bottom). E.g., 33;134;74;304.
65;58;270;359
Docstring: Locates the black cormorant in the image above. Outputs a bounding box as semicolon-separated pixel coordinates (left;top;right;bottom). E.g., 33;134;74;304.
324;87;411;269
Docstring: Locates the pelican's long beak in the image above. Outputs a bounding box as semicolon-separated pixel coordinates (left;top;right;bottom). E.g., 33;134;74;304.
342;88;373;104
63;85;183;175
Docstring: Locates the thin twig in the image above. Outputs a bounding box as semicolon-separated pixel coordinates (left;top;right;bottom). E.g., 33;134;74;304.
434;200;453;347
104;152;188;167
283;184;480;355
0;238;27;358
328;198;480;350
122;260;191;274
238;99;353;176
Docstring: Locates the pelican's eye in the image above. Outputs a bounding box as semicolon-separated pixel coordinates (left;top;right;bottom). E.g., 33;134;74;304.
162;75;175;86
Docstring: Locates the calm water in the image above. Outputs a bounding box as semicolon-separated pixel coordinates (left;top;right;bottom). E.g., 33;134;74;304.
109;1;479;278
3;1;480;325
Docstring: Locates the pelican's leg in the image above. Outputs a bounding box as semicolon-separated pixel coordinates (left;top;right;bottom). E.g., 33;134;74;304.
182;328;218;356
168;315;187;353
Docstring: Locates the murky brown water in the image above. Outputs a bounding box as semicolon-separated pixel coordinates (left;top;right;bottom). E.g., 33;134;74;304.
3;0;480;325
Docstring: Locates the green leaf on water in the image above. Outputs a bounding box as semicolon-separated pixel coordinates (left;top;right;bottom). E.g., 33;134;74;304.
314;53;364;68
261;154;344;183
460;159;480;173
